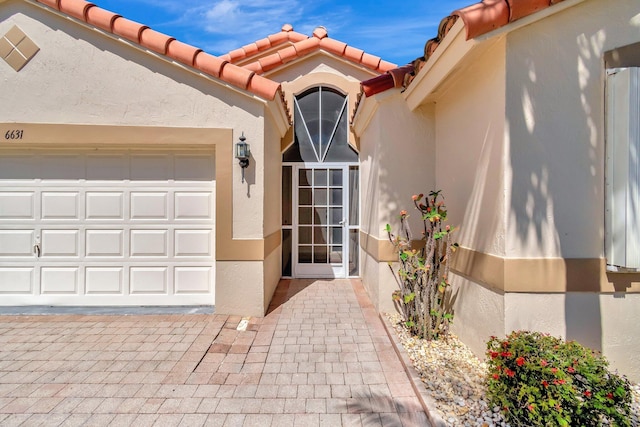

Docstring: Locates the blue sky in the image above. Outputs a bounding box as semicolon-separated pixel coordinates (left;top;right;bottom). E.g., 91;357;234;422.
93;0;473;66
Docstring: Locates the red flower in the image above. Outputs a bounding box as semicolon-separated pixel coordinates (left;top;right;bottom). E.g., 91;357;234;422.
551;367;558;374
584;390;592;398
492;373;500;380
516;357;525;366
542;380;549;388
490;351;499;359
540;359;548;367
527;404;534;412
501;351;513;358
505;369;515;377
502;341;510;348
567;366;575;373
553;379;565;385
411;194;419;201
607;393;614;400
400;210;407;216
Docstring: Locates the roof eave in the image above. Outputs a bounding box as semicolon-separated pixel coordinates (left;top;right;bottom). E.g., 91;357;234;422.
404;0;585;110
352;88;400;137
403;19;472;110
262;50;382;79
27;0;283;102
472;0;585;42
266;91;290;138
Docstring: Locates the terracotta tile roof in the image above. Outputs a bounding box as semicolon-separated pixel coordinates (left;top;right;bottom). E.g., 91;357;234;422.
360;0;566;98
34;0;282;100
361;64;415;97
221;25;397;75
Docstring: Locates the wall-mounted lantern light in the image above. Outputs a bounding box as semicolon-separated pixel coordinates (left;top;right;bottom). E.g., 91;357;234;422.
235;132;251;183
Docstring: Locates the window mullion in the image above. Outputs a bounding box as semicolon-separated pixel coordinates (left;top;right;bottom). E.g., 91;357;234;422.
294;96;321;162
322;97;348;163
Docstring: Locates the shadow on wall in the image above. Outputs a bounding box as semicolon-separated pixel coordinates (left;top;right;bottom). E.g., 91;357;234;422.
506;25;606;351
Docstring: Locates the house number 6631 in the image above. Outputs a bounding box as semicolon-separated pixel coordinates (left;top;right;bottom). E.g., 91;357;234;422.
4;130;24;140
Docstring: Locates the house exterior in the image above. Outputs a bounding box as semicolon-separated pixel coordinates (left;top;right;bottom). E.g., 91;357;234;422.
355;0;640;381
0;0;638;381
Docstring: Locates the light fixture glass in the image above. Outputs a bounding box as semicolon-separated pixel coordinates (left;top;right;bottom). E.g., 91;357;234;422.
235;133;251;182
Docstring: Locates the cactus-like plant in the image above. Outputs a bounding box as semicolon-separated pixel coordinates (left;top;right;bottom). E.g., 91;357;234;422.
386;190;458;340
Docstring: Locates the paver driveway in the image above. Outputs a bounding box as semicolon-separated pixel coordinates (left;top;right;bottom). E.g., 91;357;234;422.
0;279;430;426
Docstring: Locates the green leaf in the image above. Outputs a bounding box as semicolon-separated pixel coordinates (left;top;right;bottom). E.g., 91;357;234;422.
404;293;415;304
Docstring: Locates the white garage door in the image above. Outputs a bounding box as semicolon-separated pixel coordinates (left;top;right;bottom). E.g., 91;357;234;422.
0;149;216;306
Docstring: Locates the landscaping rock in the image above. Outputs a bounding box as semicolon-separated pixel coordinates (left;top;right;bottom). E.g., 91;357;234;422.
387;314;640;427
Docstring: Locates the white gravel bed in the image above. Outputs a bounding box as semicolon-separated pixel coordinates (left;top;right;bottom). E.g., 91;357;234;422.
387;314;640;427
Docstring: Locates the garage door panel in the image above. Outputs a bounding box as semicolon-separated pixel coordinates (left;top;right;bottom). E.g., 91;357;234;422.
41;230;79;257
0;230;34;256
174;155;215;181
41;155;84;181
0;150;215;306
0;192;34;219
87;155;128;181
86;267;123;294
0;268;34;293
86;230;123;257
175;192;213;219
131;230;168;257
175;267;212;294
0;156;35;180
131;192;168;219
41;267;78;294
41;192;79;219
130;267;168;294
86;192;124;219
130;155;171;181
175;230;212;257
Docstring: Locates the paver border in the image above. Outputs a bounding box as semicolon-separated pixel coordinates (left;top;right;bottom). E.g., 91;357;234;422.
379;313;447;427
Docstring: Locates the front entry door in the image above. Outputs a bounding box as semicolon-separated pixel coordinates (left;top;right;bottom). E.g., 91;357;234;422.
293;165;349;278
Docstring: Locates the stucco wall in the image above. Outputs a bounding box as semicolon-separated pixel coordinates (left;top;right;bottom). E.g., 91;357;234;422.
505;0;640;258
215;261;266;316
358;91;435;311
261;113;283;311
434;37;507;257
450;277;505;358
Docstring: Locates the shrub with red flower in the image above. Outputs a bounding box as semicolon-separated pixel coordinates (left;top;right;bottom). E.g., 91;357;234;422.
486;331;632;427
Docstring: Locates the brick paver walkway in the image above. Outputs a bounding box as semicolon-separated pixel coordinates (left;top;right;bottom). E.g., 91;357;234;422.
0;279;430;426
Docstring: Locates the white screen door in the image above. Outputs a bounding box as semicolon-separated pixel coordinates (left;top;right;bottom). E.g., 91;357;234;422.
293;164;350;278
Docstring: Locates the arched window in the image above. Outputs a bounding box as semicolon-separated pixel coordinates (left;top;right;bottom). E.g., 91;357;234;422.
283;86;358;163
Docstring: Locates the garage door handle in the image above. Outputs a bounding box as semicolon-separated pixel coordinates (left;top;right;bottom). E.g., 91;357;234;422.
34;243;41;258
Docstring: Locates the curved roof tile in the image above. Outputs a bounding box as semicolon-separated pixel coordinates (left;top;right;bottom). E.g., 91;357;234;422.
222;25;396;75
360;0;566;98
453;0;565;41
33;0;282;100
85;6;120;33
360;64;414;97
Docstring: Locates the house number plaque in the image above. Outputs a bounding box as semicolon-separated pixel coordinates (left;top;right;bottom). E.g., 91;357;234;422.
4;130;24;140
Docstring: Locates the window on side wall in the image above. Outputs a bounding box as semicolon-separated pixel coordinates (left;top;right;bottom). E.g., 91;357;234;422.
605;67;640;271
